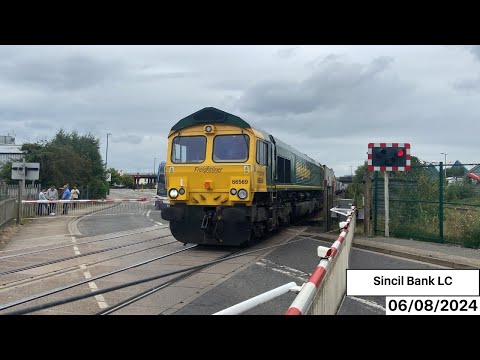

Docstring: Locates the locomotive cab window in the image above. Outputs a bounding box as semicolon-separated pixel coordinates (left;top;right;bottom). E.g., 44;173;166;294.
256;140;268;166
213;134;249;162
171;136;206;163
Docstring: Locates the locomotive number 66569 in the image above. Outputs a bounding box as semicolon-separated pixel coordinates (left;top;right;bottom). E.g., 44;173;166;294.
231;179;248;184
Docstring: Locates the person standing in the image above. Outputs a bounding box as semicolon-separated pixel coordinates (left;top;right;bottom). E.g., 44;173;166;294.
37;188;48;216
46;185;58;215
62;184;71;215
71;185;80;209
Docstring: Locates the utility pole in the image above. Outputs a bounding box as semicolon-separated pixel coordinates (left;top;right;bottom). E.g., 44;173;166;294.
440;152;447;178
16;156;25;225
106;133;112;196
384;170;389;237
364;172;371;236
106;133;112;170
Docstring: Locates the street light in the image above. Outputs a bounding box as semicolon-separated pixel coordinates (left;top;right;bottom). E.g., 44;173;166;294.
440;152;447;178
154;157;157;174
106;133;112;169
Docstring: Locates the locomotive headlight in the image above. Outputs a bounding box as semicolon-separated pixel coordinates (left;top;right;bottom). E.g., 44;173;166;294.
237;189;248;199
230;188;237;195
169;188;179;199
179;188;185;195
205;125;212;133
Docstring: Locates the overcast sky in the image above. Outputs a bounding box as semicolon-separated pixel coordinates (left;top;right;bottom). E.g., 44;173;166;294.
1;45;479;176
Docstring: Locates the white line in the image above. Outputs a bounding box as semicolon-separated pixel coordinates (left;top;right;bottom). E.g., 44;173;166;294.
349;296;386;312
94;294;106;302
71;224;109;310
256;259;310;283
146;208;163;225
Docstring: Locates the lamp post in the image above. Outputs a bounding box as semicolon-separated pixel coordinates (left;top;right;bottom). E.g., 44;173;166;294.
440;152;447;178
106;133;112;169
154;157;157;174
106;133;112;196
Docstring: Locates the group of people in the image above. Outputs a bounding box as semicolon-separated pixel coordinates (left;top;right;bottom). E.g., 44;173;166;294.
37;184;80;216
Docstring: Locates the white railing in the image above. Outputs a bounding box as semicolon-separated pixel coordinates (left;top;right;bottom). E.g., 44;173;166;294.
20;198;155;218
213;282;301;315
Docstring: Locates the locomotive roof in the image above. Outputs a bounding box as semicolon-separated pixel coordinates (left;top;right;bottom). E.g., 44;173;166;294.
172;107;259;132
171;107;322;167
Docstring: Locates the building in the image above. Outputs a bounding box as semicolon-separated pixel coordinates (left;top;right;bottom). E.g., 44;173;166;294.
0;135;24;166
0;135;16;145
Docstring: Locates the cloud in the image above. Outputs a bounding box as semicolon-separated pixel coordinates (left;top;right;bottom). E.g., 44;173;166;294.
0;55;122;91
276;47;300;59
469;45;480;61
111;134;143;145
237;55;398;116
452;75;480;93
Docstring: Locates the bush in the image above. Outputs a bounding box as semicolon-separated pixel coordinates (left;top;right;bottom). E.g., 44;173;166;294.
446;183;478;201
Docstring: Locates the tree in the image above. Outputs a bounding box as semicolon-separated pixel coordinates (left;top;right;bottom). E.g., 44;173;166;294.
120;174;134;188
107;167;122;187
0;130;109;198
345;161;368;201
0;161;15;185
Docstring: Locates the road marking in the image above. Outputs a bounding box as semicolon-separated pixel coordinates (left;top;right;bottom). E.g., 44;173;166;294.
146;208;163;225
73;246;81;255
349;296;386;312
256;258;309;283
70;236;109;310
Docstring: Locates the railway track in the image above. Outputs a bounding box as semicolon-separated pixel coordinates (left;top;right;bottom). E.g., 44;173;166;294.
0;221;313;315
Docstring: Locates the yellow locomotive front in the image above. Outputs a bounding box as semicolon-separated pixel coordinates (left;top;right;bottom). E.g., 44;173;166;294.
161;108;268;245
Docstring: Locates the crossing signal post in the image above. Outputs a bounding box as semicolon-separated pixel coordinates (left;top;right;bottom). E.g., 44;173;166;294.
368;143;411;237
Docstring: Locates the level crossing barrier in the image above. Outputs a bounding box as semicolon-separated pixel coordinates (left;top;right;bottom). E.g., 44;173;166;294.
213;206;356;315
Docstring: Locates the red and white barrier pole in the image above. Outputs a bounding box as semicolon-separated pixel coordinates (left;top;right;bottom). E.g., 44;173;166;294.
285;207;355;315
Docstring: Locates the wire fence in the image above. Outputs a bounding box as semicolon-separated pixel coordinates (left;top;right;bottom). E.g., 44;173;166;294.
373;162;480;248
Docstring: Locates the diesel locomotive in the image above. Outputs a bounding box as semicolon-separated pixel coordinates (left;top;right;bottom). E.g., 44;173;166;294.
160;107;335;246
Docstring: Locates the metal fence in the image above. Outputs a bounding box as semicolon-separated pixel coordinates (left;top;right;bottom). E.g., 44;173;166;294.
0;183;41;201
372;162;480;248
0;198;16;227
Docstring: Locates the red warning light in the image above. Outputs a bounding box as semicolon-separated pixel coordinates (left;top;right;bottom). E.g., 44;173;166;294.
397;149;404;157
